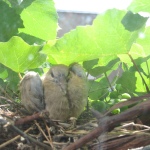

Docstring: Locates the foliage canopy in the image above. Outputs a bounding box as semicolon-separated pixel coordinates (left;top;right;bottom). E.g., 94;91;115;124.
0;0;150;113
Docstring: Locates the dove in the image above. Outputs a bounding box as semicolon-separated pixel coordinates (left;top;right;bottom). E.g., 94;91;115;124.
42;63;88;121
19;71;45;114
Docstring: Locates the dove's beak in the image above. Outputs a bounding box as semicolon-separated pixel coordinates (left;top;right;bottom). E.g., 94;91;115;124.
59;78;67;94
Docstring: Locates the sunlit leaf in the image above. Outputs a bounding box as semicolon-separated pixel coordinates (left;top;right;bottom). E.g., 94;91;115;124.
41;9;140;65
11;0;58;43
0;36;46;73
128;0;150;13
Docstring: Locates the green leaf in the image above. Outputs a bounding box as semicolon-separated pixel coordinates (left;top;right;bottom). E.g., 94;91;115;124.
136;27;150;76
41;9;140;65
15;0;58;41
99;89;109;100
137;27;150;56
7;68;20;92
134;56;150;66
122;62;129;71
110;91;119;99
88;80;102;100
0;36;46;73
91;101;106;113
0;78;7;92
115;84;122;91
129;65;148;77
83;58;99;70
117;71;137;92
0;69;8;80
106;57;120;68
118;43;146;66
89;57;120;77
0;63;8;79
18;33;45;45
88;77;109;100
89;66;110;77
128;0;150;13
121;11;148;32
0;1;24;42
135;72;149;92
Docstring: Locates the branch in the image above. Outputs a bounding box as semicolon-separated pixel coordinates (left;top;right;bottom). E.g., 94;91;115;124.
9;125;51;150
104;72;113;91
63;97;150;150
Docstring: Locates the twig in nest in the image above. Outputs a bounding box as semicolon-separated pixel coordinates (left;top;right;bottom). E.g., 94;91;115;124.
1;113;15;121
71;121;98;131
62;97;150;150
9;124;51;149
0;104;10;107
0;96;13;104
14;110;46;125
114;122;150;131
34;120;53;148
42;118;53;147
0;127;32;149
0;96;21;113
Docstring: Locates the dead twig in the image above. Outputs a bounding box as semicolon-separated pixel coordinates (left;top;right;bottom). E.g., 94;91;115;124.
43;118;53;148
35;120;53;148
63;98;150;150
9;124;51;149
14;110;46;125
0;127;32;149
104;93;150;116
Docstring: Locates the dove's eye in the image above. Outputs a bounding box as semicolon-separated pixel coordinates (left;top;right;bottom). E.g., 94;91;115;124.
50;69;54;77
66;72;70;82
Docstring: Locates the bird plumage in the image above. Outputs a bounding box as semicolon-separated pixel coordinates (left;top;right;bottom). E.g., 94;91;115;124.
20;63;88;121
19;71;45;114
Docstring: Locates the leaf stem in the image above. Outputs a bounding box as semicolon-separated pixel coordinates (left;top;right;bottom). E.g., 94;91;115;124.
18;73;22;80
128;53;150;93
104;72;113;91
145;58;150;87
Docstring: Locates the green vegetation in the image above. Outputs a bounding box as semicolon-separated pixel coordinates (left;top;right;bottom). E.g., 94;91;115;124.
0;0;150;114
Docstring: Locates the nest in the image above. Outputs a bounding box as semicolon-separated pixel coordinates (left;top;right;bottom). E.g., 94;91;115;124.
1;94;150;150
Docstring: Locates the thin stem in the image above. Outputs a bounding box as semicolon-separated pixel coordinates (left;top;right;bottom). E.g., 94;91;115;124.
104;72;113;91
88;78;96;93
128;53;150;93
145;58;150;87
98;90;109;100
18;73;22;80
8;0;19;6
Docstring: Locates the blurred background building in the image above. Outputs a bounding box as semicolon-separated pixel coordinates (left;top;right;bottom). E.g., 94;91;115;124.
57;10;97;38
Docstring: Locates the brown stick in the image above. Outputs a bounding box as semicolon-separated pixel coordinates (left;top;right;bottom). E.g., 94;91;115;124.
15;111;45;125
9;125;51;149
0;127;32;149
63;99;150;150
35;120;53;148
104;93;150;116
